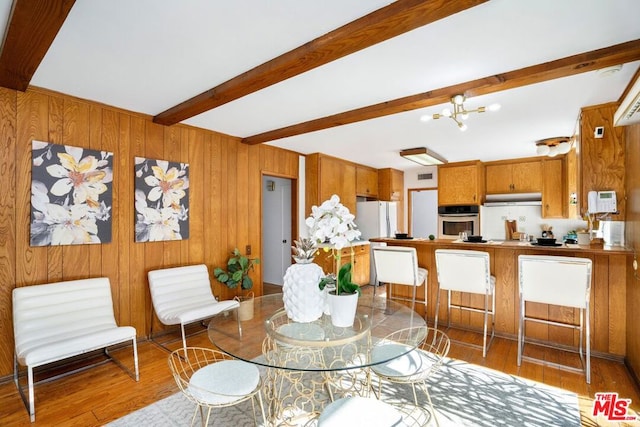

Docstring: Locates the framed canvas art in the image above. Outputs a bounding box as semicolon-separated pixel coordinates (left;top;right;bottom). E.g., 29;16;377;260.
30;140;113;246
134;157;189;242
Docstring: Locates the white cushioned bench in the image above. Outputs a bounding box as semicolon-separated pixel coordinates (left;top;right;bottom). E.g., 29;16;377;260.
13;277;139;422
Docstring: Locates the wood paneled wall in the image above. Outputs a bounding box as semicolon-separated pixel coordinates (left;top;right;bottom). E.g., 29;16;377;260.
579;103;626;219
0;87;300;378
624;122;640;381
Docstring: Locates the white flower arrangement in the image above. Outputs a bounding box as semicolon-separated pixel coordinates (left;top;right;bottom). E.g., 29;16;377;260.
305;194;361;249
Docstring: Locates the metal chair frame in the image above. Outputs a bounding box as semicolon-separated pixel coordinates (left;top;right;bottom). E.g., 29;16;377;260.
371;327;450;427
517;255;592;383
168;346;266;427
434;249;495;357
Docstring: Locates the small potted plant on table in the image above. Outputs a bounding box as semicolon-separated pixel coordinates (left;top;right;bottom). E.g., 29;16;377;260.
306;194;362;327
213;248;260;321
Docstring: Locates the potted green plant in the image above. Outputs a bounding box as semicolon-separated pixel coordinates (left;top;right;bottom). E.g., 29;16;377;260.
213;248;260;321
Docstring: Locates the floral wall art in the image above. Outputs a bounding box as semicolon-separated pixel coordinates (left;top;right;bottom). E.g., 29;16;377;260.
30;140;113;246
134;157;189;242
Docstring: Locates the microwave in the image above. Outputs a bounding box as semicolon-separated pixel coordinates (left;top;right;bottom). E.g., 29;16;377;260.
437;205;480;239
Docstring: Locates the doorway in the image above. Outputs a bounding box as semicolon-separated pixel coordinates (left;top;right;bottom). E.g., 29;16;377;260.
262;176;294;286
408;188;438;239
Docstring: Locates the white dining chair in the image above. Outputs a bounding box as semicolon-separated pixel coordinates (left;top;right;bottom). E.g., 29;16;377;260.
370;327;450;427
372;246;427;313
518;255;593;383
434;249;495;357
168;347;266;427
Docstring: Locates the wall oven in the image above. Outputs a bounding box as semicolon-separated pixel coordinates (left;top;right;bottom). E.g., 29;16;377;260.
437;205;480;239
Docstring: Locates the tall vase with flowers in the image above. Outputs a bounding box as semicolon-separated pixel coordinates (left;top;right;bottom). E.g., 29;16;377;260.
306;195;361;326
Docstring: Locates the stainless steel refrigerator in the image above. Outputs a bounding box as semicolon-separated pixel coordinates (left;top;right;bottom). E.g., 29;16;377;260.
355;201;398;285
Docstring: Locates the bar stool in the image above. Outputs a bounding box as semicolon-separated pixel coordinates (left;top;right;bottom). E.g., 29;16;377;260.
372;246;427;313
517;255;593;383
434;249;495;357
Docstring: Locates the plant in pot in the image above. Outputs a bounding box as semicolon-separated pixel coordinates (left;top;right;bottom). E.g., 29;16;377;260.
213;248;260;321
306;194;361;327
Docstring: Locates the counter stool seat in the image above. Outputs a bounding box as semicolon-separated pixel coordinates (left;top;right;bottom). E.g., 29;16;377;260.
434;249;495;357
517;255;593;383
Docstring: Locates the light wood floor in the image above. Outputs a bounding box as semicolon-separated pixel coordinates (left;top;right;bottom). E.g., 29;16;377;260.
1;283;638;426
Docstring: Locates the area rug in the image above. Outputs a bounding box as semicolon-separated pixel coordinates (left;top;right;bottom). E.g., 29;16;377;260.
108;357;580;426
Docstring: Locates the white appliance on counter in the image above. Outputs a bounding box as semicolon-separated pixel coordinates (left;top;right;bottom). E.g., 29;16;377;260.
356;201;398;285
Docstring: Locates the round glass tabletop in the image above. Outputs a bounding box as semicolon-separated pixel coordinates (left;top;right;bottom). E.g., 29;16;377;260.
208;293;426;372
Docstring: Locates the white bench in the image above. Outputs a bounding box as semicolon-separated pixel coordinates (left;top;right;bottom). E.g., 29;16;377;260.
148;264;241;353
12;277;139;422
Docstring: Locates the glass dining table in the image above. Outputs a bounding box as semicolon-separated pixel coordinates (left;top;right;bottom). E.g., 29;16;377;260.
208;293;427;425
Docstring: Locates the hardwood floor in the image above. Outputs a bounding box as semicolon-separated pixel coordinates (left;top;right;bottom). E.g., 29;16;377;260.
1;283;638;426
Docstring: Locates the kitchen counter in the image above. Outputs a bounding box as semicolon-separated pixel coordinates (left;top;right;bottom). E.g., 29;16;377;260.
369;237;631;358
370;237;630;254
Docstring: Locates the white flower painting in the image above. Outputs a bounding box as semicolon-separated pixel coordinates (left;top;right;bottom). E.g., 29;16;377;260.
30;141;113;246
134;157;189;242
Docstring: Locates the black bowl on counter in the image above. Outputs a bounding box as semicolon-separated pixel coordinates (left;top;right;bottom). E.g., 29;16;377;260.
466;235;484;242
395;233;409;239
536;237;557;246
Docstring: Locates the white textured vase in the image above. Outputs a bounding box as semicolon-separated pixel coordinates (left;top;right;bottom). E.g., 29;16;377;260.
282;262;325;322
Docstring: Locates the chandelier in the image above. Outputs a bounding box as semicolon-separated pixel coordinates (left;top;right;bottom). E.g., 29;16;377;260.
535;137;572;157
420;94;501;131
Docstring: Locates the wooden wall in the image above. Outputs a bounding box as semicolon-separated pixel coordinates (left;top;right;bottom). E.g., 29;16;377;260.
0;87;300;378
624;121;640;381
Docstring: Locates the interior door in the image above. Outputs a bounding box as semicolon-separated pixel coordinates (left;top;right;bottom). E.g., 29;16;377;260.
262;177;292;286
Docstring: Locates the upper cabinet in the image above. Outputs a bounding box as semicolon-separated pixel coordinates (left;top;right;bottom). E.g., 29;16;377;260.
541;158;566;218
356;165;378;198
485;160;542;194
306;153;356;215
438;161;485;206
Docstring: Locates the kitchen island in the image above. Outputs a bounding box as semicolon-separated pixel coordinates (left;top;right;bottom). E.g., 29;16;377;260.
370;237;632;358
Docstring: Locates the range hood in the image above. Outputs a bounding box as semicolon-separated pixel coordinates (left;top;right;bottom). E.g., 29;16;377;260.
484;192;542;206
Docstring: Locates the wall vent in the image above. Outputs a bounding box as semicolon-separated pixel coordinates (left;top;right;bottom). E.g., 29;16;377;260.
417;173;433;180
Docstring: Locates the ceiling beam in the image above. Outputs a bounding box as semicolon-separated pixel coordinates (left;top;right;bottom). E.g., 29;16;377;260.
243;38;640;145
0;0;75;91
153;0;488;126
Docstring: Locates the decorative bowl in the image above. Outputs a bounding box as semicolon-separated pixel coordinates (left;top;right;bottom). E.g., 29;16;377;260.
466;235;483;242
395;233;409;239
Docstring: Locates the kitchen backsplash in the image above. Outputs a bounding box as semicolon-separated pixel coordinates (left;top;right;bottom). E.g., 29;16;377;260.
480;205;588;241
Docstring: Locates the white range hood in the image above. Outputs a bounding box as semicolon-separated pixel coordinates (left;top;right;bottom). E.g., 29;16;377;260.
484;192;542;206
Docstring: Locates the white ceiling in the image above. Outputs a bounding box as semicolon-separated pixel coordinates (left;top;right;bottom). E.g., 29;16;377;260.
7;0;640;171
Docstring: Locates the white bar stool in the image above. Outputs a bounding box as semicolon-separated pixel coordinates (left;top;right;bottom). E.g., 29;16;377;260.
434;249;495;357
517;255;593;383
372;246;427;313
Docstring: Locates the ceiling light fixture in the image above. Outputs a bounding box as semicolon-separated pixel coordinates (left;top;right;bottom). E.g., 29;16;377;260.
400;147;448;166
420;94;501;131
535;137;572;157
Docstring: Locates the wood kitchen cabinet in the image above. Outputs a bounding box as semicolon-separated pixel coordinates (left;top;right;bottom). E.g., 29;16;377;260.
438;161;485;206
316;244;370;286
306;153;356;214
486;160;542;193
356;165;378;198
378;168;404;232
541;158;566;218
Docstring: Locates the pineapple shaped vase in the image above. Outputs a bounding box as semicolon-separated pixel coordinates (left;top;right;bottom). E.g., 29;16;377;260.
283;238;325;322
